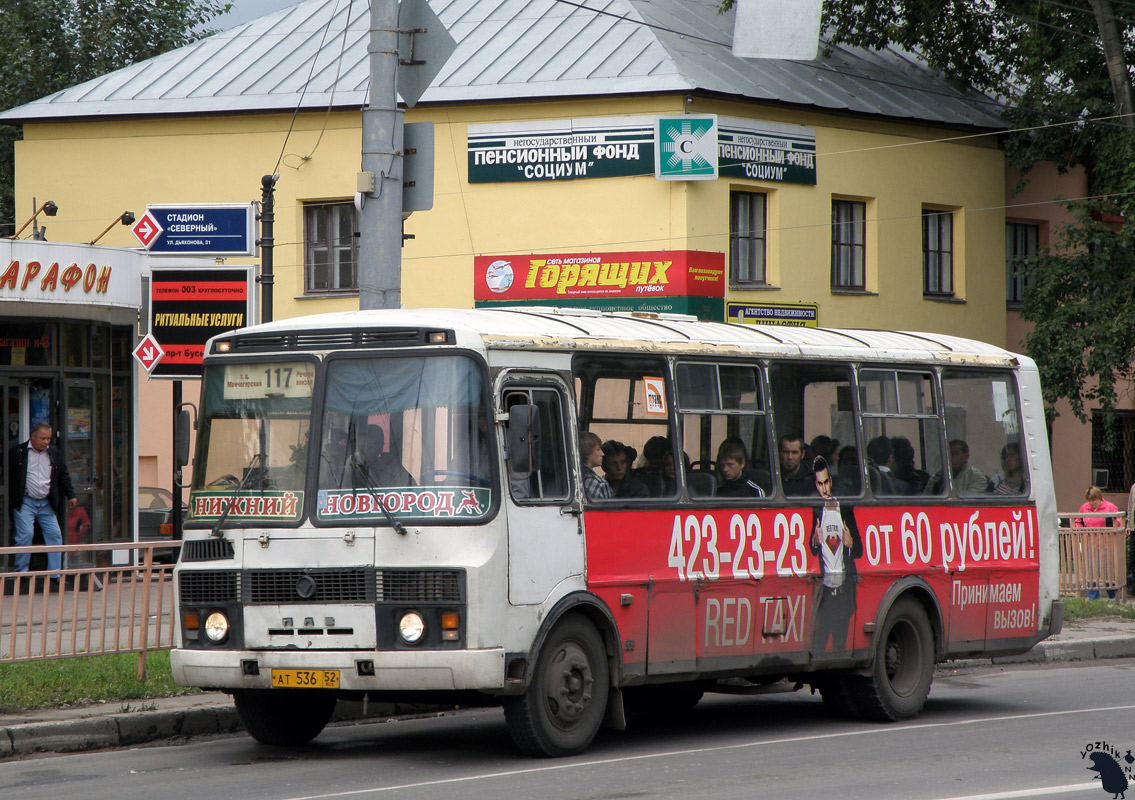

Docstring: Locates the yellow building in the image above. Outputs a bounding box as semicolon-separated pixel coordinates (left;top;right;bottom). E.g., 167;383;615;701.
0;0;1010;486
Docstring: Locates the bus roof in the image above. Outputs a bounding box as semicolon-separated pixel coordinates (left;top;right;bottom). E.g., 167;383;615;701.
216;307;1026;368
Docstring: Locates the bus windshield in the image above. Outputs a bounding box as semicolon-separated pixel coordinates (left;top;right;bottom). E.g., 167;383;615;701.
188;360;317;525
314;353;493;524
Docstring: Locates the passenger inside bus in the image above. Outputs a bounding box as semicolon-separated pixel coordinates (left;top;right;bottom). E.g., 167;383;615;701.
715;439;764;498
890;435;929;495
929;439;991;496
833;445;861;496
601;440;649;498
580;431;614;502
360;424;415;487
779;433;816;496
633;435;670;497
865;435;900;495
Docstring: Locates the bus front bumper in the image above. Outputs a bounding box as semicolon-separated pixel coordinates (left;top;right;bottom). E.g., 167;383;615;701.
171;647;506;692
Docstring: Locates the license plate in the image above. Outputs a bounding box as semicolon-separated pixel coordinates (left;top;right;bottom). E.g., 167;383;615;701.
270;669;340;689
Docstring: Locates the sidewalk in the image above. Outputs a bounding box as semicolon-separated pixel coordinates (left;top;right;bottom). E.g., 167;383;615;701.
2;616;1134;759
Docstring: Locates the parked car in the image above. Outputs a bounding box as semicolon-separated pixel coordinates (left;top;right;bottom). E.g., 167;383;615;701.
138;486;186;563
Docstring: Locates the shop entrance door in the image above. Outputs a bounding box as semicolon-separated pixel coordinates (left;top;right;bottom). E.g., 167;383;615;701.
0;380;14;567
63;381;96;565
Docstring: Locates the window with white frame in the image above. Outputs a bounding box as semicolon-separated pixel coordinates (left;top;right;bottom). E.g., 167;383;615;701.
730;190;767;285
1006;222;1038;306
304;202;358;294
923;208;954;296
831;199;866;290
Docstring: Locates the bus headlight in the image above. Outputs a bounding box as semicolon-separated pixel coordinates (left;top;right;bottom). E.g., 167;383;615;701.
205;612;230;642
398;612;426;644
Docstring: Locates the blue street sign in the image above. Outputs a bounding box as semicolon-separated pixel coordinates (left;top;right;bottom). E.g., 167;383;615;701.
144;204;256;256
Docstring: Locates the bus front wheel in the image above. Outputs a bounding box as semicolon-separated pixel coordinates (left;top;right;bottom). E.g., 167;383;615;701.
851;597;934;721
233;690;337;746
504;615;610;757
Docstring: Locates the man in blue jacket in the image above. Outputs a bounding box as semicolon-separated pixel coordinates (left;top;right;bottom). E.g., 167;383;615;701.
8;423;76;576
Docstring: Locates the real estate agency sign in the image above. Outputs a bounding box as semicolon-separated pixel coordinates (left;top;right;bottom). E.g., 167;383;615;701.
148;266;254;378
474;250;725;320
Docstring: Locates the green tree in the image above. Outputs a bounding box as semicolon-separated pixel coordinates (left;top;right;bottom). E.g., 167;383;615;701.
0;0;229;236
816;0;1135;428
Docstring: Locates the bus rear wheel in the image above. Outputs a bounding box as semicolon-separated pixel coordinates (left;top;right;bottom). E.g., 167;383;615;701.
504;615;609;757
851;597;934;721
233;690;337;746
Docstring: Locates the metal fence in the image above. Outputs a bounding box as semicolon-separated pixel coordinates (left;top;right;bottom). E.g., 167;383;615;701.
1057;511;1128;601
0;542;174;676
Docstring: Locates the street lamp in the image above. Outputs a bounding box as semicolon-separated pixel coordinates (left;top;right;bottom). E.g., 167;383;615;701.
89;211;136;245
8;199;58;240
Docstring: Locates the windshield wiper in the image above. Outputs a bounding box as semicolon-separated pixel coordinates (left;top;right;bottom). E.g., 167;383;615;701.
348;455;408;536
210;453;266;538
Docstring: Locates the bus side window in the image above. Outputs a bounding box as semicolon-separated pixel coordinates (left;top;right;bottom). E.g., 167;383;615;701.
858;369;942;497
768;361;855;498
572;354;677;500
940;370;1027;498
504;388;570;503
675;361;771;501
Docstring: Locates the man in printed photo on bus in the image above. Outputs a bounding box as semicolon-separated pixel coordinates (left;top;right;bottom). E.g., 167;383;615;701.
809;456;862;656
580;431;614;501
779;433;816;496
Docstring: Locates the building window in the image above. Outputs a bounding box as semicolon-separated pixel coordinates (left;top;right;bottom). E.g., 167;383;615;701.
1091;410;1135;493
922;208;954;296
831;199;866;290
1006;222;1038;306
305;202;358;294
730;191;766;285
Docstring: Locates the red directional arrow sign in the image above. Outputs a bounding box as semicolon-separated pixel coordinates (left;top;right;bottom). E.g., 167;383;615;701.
131;211;163;249
132;333;165;372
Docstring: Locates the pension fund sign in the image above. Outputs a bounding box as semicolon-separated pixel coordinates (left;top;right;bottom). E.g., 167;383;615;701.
148;266;253;379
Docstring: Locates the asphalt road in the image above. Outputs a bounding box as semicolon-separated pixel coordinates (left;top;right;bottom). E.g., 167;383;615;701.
3;660;1134;800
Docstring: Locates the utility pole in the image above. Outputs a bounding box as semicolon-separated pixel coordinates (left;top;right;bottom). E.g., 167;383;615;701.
357;0;404;310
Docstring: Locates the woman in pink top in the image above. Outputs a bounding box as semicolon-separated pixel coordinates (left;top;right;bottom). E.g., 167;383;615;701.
1075;486;1119;527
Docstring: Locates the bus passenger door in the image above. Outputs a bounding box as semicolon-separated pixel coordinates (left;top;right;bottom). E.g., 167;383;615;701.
500;378;583;605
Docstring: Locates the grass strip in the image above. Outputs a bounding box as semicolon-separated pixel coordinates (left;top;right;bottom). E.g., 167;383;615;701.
0;651;198;714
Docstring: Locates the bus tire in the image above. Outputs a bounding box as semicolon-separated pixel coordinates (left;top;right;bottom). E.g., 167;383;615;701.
504;615;609;757
233;690;337;746
851;597;934;721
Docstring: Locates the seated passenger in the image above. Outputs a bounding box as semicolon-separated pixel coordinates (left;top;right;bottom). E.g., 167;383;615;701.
930;439;990;496
360;425;415;487
580;431;614;501
779;433;816;496
716;440;764;498
601;439;649;498
991;442;1025;495
832;445;861;496
890;436;928;495
865;435;901;495
810;435;840;476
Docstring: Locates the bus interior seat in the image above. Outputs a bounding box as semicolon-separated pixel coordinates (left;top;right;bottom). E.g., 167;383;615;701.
688;471;717;498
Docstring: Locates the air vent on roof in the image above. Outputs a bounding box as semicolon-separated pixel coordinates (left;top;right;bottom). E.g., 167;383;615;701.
215;328;452;353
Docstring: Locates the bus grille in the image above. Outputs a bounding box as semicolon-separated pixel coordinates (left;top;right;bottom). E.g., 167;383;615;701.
221;328;447;353
179;571;240;603
376;569;464;603
181;538;235;562
244;569;375;604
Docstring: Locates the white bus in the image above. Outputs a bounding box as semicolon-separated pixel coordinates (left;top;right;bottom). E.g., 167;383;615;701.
171;307;1062;756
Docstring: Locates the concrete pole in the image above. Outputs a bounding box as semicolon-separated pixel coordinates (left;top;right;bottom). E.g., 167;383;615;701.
358;0;403;310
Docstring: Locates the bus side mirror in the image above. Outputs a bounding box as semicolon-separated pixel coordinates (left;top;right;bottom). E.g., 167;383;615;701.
174;408;192;470
507;404;541;475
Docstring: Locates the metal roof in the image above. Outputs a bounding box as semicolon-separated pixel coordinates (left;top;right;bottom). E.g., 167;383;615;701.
0;0;1004;128
225;307;1025;366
